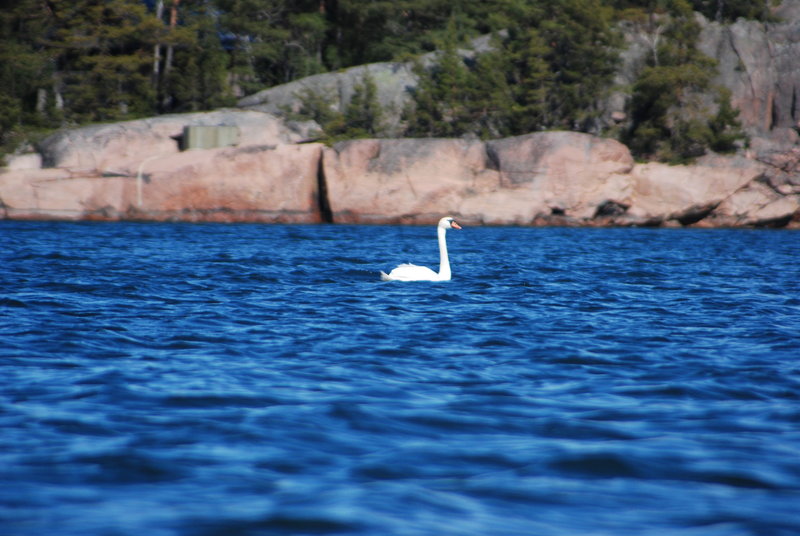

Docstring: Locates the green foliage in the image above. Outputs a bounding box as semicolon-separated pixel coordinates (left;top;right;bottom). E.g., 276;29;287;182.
0;0;760;160
538;0;622;130
404;19;482;137
622;3;745;162
404;0;621;137
0;0;56;137
708;87;745;153
217;0;327;93
689;0;776;22
608;0;776;22
343;72;384;138
162;1;234;112
43;0;161;122
331;0;478;66
625;63;708;158
286;71;384;144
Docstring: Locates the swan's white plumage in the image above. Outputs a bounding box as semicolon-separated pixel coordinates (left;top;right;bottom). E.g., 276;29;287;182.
380;263;440;282
380;216;461;282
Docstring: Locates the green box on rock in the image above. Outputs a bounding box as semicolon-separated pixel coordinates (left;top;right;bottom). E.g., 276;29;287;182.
183;126;239;150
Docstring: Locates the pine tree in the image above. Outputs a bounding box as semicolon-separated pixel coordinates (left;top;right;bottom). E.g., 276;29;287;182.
39;0;162;122
404;0;621;138
159;0;233;112
623;0;744;162
0;0;57;131
343;71;384;138
403;17;480;137
471;27;551;136
539;0;621;131
217;0;327;93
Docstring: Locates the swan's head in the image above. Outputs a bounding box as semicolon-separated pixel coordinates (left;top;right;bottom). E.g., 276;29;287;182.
438;216;462;230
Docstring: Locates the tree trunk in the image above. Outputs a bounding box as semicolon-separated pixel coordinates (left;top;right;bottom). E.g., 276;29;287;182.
153;0;164;87
162;0;179;109
164;0;179;77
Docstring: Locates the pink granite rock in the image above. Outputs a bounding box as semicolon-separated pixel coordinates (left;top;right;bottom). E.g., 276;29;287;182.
627;154;769;225
3;118;799;226
138;144;323;222
322;132;635;225
36;110;314;175
714;180;800;227
0;144;324;223
484;132;634;220
0;168;109;220
322;137;496;224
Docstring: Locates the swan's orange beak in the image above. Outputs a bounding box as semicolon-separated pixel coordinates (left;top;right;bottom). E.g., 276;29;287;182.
451;221;462;230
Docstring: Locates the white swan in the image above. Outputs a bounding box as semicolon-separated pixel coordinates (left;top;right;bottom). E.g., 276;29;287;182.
380;216;462;281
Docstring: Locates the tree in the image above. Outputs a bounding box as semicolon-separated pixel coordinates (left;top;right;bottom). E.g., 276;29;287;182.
286;70;385;143
538;0;621;131
403;18;481;137
36;0;162;122
343;71;384;138
608;0;775;22
689;0;775;22
404;0;621;138
0;0;57;132
159;0;233;112
217;0;327;94
623;1;744;162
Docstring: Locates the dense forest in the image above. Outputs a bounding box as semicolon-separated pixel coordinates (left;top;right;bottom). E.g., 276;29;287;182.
0;0;776;163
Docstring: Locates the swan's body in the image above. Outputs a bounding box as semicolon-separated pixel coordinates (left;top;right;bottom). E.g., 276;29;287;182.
380;216;461;282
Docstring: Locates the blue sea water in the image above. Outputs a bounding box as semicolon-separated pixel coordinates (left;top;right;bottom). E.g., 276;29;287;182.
1;221;799;536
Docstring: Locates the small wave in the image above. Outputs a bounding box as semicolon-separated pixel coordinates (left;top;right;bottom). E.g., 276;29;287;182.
547;450;643;479
0;297;28;308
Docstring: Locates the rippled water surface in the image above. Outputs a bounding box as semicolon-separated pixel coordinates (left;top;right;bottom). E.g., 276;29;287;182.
1;221;799;536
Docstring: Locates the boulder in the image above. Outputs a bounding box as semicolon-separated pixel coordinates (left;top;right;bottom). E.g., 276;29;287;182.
4;153;42;170
36;109;315;175
484;132;634;219
322;132;635;225
138;143;323;222
240;63;417;137
3;106;798;227
748;128;800;194
714;180;800;227
0;168;97;220
0;143;324;223
627;154;768;225
322;137;495;224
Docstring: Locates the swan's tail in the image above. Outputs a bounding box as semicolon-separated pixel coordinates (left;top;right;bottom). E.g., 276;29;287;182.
380;271;392;281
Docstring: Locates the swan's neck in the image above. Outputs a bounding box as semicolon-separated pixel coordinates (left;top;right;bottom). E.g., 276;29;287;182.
437;226;451;280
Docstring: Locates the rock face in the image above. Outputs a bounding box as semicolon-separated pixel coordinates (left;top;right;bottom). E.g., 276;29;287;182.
2;109;798;226
696;9;800;137
322;133;634;225
36;109;317;175
1;110;325;223
240;63;417;137
131;143;324;222
322;134;797;228
628;155;773;225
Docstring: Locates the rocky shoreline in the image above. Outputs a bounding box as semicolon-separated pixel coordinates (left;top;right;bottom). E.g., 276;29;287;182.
4;4;800;228
1;109;798;228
